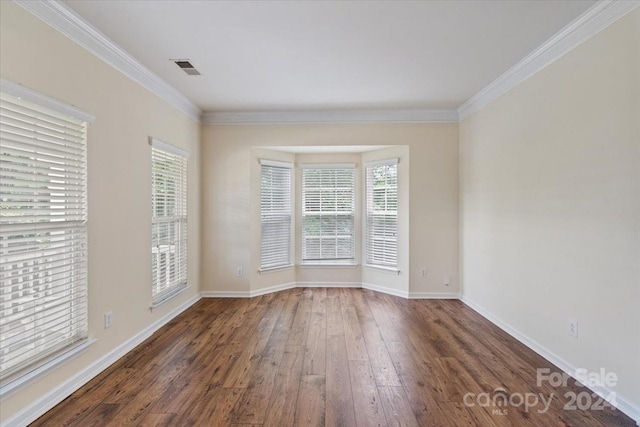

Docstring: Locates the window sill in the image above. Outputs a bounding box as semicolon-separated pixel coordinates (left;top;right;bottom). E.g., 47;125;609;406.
364;264;401;275
0;338;96;400
151;285;189;310
300;262;358;268
259;264;294;274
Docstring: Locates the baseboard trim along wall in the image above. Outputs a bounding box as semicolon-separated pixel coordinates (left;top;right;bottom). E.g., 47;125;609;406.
11;288;635;426
361;282;409;298
408;291;460;299
296;281;362;288
200;282;297;298
460;295;640;425
200;282;459;300
3;294;202;427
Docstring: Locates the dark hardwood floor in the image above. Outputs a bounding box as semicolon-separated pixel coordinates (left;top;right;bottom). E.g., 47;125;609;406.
32;288;633;426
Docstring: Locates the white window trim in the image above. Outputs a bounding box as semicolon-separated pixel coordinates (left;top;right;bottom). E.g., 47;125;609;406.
300;164;356;264
148;137;190;158
364;158;398;167
299;163;356;169
0;339;96;400
259;159;294;271
0;78;95;123
150;285;189;310
150;139;189;306
258;264;295;274
364;158;399;268
299;262;359;268
260;158;293;169
0;80;92;386
364;264;401;275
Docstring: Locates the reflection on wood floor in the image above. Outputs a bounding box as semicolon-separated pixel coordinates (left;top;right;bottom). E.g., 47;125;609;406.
32;288;633;426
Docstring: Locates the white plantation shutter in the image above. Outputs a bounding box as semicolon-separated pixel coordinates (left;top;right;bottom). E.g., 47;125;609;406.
365;159;398;267
151;139;188;303
0;91;89;380
260;160;292;270
301;165;355;262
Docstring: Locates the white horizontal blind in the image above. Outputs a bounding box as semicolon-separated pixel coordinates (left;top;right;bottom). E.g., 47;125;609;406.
0;92;88;380
260;161;292;270
365;160;398;267
151;144;187;302
301;167;355;262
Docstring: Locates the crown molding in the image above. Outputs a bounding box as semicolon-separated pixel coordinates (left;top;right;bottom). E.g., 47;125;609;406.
16;0;636;126
458;0;640;121
14;0;202;123
202;108;459;125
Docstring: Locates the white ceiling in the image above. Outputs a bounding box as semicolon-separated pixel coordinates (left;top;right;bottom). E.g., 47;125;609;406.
64;0;596;113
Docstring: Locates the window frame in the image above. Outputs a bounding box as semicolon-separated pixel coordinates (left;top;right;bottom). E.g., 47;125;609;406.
0;79;94;396
300;164;356;265
259;159;294;272
364;158;399;270
150;137;189;306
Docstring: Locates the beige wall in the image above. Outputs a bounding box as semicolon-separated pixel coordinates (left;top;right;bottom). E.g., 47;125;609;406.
460;9;639;413
0;3;201;421
4;0;636;422
202;123;459;296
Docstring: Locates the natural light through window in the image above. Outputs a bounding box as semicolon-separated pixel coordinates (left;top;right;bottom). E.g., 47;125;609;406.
260;160;293;271
365;159;398;268
0;90;89;380
150;138;188;304
301;165;355;264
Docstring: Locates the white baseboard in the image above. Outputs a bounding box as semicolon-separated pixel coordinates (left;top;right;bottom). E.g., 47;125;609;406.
200;290;250;298
3;294;202;427
460;295;640;425
409;291;460;299
297;281;361;288
250;282;297;297
361;282;409;298
200;282;297;298
201;282;422;300
201;282;462;301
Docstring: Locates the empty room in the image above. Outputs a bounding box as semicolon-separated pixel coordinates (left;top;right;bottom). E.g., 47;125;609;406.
0;0;638;426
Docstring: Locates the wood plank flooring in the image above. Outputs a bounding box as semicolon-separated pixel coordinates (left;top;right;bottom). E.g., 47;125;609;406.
31;288;634;426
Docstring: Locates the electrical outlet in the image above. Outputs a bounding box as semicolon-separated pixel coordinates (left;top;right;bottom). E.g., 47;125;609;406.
568;319;578;338
236;267;244;277
105;311;113;329
444;275;450;286
420;268;427;278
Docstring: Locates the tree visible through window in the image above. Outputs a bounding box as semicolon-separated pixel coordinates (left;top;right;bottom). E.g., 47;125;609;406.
365;160;398;267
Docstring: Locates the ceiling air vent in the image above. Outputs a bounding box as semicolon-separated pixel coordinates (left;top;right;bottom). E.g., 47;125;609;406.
173;60;200;76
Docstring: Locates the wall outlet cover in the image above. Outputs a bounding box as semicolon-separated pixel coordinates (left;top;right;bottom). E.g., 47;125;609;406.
568;318;578;338
105;311;113;329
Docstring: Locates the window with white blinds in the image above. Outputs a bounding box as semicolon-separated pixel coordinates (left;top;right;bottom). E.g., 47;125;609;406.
151;139;188;304
301;165;355;263
260;160;293;270
0;90;89;380
365;159;398;268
